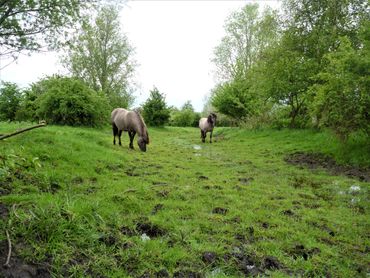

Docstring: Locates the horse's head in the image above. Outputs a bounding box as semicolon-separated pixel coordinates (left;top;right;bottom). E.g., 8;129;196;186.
208;113;217;126
138;131;149;152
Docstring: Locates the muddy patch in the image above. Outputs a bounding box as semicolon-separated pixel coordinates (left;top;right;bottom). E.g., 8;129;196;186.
238;177;254;185
151;204;164;215
136;220;166;238
202;251;217;264
152;181;168;186
0;240;50;278
212;207;228;215
287;244;320;260
0;203;9;220
285;152;370;182
125;167;140;177
173;270;201;278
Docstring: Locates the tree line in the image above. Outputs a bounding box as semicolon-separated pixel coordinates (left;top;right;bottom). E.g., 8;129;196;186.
209;0;369;141
0;0;369;137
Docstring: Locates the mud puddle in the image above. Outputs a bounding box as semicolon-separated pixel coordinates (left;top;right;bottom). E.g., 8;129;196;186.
285;152;370;182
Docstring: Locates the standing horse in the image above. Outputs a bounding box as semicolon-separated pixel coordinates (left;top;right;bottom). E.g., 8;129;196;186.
199;113;217;143
111;108;150;152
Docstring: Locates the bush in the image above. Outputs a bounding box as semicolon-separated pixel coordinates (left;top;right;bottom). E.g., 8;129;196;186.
33;76;109;126
141;87;170;126
0;82;23;121
211;80;250;121
169;101;201;127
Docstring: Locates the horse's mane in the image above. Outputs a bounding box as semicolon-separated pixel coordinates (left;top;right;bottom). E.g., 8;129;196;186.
134;110;149;143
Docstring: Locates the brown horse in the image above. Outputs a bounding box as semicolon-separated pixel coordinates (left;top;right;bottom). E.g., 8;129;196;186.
199;113;217;143
111;108;150;152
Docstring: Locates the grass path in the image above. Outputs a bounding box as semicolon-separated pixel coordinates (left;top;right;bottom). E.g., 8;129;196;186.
0;123;369;277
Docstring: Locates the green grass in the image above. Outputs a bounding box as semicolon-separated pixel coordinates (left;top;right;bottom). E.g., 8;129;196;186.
0;122;369;277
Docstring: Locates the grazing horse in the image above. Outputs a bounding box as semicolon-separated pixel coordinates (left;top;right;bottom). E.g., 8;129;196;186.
199;113;217;143
111;108;150;152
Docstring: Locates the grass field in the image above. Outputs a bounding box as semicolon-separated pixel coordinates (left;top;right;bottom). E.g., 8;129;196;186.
0;122;369;277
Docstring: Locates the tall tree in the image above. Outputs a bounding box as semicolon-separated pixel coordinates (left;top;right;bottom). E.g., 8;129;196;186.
211;4;279;121
212;4;279;82
62;5;135;108
310;34;370;140
0;0;90;65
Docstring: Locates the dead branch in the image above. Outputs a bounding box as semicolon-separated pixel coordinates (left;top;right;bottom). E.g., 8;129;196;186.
0;122;47;141
3;229;11;268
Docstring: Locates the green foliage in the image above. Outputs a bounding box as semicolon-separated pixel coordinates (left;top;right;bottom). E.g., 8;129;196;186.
211;79;252;121
212;4;279;82
141;87;170;126
0;0;89;59
14;88;39;122
62;4;135;109
33;76;109;126
254;41;318;128
310;36;370;140
211;0;369;132
0;82;23;121
169;101;200;127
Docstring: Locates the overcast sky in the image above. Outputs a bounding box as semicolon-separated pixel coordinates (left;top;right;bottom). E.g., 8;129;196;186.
0;0;280;112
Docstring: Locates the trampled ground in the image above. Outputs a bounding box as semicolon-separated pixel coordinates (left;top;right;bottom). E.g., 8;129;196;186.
0;123;369;277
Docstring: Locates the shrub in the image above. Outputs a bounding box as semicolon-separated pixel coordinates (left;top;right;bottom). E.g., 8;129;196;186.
0;82;23;121
170;101;201;127
141;87;170;126
33;76;109;126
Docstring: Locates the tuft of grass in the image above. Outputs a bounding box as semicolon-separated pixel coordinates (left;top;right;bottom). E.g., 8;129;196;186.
0;122;369;277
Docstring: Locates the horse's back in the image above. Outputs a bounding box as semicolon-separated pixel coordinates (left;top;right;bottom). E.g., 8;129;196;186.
111;108;129;130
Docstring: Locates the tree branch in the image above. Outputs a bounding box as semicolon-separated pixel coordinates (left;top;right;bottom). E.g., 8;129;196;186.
0;123;47;141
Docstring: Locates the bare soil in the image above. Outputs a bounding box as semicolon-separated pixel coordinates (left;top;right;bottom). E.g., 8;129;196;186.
285;152;370;182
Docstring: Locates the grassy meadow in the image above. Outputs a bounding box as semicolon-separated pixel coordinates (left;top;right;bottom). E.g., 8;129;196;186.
0;122;369;277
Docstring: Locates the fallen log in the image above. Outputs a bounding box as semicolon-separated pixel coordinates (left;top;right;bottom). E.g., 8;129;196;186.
0;122;47;141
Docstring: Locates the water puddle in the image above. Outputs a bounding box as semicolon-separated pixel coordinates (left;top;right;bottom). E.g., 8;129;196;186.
193;145;202;150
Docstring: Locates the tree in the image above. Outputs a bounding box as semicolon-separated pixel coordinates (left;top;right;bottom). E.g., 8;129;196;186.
0;0;90;64
62;4;135;109
253;36;318;127
142;87;170;126
0;82;23;121
310;35;370;140
32;76;109;126
210;4;279;124
211;79;251;121
212;4;279;82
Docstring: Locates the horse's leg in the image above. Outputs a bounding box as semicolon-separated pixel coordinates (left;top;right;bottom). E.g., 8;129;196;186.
201;130;205;143
112;123;118;145
118;130;122;146
129;131;136;149
210;130;213;143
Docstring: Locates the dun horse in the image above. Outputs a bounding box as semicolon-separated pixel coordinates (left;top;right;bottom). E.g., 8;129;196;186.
111;108;150;152
199;113;217;143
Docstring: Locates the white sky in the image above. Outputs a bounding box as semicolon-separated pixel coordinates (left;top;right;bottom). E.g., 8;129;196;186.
0;0;280;112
